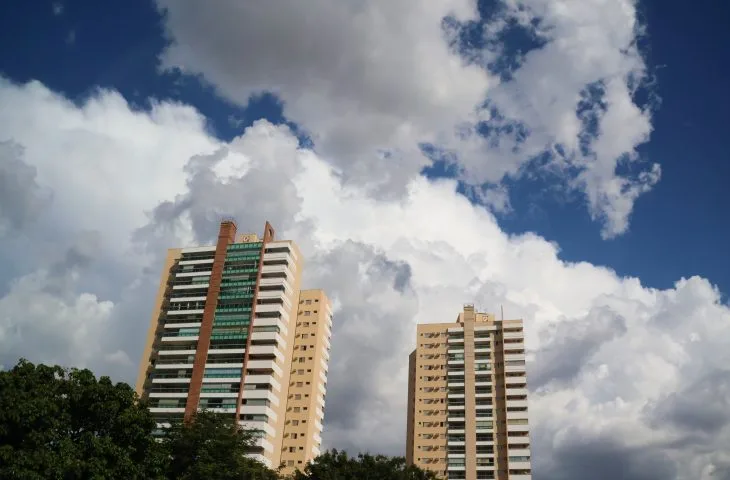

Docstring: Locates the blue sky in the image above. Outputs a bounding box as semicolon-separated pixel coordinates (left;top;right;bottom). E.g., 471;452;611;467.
3;1;730;478
2;0;728;294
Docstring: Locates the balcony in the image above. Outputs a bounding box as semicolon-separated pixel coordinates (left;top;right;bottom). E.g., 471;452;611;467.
507;387;529;396
239;419;276;437
176;271;212;278
250;331;286;348
239;405;278;421
242;389;280;407
260;264;294;281
507;410;529;420
503;331;524;339
506;376;526;384
246;359;283;377
255;303;290;322
248;344;284;361
505;353;526;362
244;374;281;392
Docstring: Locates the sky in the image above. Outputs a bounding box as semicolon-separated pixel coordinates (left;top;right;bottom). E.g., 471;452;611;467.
1;0;730;478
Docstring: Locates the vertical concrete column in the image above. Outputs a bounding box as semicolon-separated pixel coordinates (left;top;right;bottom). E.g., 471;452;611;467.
463;307;477;480
184;221;237;422
493;322;509;479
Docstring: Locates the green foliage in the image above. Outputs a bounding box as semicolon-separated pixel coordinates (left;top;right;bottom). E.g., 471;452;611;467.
0;358;166;480
290;449;441;480
0;360;438;480
163;410;278;480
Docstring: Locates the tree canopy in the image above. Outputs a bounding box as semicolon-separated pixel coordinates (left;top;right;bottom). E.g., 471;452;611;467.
0;360;439;480
0;359;166;479
290;449;441;480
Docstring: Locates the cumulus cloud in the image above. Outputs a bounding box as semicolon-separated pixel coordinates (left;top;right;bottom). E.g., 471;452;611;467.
0;76;728;480
0;140;51;236
155;0;658;236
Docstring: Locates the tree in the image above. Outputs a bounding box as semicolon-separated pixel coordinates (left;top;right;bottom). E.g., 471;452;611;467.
163;410;279;480
290;449;441;480
0;359;166;480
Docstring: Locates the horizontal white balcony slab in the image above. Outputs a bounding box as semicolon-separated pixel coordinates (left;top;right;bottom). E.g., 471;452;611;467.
447;327;464;333
240;405;278;421
149;392;189;398
447;416;465;422
179;258;214;265
475;393;492;398
261;264;294;280
474;325;496;332
510;475;532;480
149;407;185;413
167;309;204;315
505;353;526;362
447;348;464;354
447;454;465;459
319;370;327;383
316;394;325;408
476;441;494;446
258;276;293;294
508;423;530;432
200;392;239;398
475;381;492;387
316;407;324;420
447;429;465;434
313;432;322;445
507;387;529;396
248;344;284;361
506;376;526;384
163;322;202;329
507;399;529;408
474;347;490;353
505;365;527;373
266;240;296;254
474;337;491;343
447;466;466;471
242;389;280;407
448;393;465;399
447;440;465;446
176;271;212;278
314;419;323;432
245;374;281;392
447;405;465;410
202;377;241;383
447;338;465;344
476;453;495;458
255;303;290;320
158;349;196;356
262;251;294;265
161;335;199;342
181;246;216;254
318;382;327;396
205;362;243;369
447;370;465;376
475;404;493;409
247;359;283;377
173;283;209;290
208;348;246;355
246;453;272;468
509;449;531;457
448;360;465;365
447;382;465;388
170;296;207;302
155;363;194;370
151;377;191;384
239;420;276;437
503;331;524;339
474;359;491;364
507;411;529;420
250;331;286;348
476;465;496;471
253;317;288;334
320;358;328;371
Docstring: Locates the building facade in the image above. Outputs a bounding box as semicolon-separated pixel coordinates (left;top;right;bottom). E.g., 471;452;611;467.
406;305;531;480
135;220;332;475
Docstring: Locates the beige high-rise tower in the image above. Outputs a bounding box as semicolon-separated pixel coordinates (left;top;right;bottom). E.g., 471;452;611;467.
406;305;531;480
135;220;332;475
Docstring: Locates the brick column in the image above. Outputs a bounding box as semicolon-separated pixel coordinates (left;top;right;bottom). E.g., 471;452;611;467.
184;220;237;422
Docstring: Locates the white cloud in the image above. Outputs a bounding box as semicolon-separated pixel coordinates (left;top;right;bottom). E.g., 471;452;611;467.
0;78;727;480
154;0;658;237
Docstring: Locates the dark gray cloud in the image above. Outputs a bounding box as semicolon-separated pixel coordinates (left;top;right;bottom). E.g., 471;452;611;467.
535;434;677;480
530;306;626;388
304;241;418;454
648;370;730;437
0;140;51;235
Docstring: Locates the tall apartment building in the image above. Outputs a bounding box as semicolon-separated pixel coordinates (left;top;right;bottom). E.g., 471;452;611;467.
406;305;531;480
135;220;332;475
